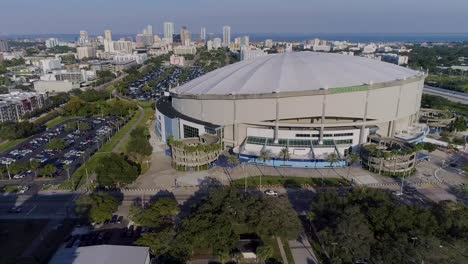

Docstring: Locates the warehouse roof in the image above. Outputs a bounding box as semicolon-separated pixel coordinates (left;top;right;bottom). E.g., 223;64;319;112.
49;245;150;264
175;51;421;95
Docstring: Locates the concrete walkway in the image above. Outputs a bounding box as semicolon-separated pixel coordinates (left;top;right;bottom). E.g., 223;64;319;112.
276;236;289;264
288;232;319;264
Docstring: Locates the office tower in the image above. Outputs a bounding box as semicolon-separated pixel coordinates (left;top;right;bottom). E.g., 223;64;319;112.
104;30;112;41
200;27;206;41
163;22;174;43
45;38;59;48
222;26;231;46
180;26;191;46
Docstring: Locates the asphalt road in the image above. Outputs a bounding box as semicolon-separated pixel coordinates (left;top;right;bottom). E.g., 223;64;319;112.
423;85;468;104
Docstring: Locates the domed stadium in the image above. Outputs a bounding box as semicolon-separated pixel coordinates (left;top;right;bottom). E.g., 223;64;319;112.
156;51;426;168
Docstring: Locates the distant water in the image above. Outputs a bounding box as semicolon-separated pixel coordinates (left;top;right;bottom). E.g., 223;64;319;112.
3;33;468;43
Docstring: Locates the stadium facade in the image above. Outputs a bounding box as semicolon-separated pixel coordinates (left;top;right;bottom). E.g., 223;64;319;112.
156;52;426;167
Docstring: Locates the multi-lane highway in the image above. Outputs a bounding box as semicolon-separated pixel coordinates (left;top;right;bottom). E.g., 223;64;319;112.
423;85;468;104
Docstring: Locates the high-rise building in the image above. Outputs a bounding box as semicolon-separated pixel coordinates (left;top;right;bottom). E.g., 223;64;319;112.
77;46;97;59
264;39;273;48
180;26;191;46
0;40;9;52
104;30;112;41
112;40;133;54
146;25;153;36
222;26;231;46
200;27;206;41
79;30;89;43
45;38;59;49
238;36;249;47
163;22;174;43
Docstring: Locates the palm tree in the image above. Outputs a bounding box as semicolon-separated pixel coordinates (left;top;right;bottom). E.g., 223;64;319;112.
306;212;316;233
346;153;360;180
325;153;339;186
227;154;240;168
279;147;290;165
258;149;271;189
30;159;40;177
64;164;71;180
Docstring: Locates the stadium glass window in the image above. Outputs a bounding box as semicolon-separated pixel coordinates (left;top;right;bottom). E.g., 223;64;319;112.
246;136;267;145
323;134;333;137
183;124;199;138
296;134;311;138
335;139;353;145
333;133;353;137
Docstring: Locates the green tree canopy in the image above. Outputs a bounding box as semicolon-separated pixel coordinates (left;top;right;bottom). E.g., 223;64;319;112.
95;153;139;187
75;193;118;223
47;138;68;150
130;197;180;229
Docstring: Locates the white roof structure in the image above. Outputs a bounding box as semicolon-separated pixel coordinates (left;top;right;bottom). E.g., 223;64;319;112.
49;245;150;264
175;51;421;95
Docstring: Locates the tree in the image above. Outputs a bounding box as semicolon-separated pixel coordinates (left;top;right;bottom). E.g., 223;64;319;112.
256;245;273;263
130;198;180;229
135;229;176;256
324;152;339;186
64;164;71;180
126;127;153;162
30;159;40;177
95;153;139;187
279;147;290;165
227;154;240;168
40;164;57;177
258;149;271;164
75;193;118;223
8;162;23;176
346;153;360;180
63;97;86;115
47;138;68;150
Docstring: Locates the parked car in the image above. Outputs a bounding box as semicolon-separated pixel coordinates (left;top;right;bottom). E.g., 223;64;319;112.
8;206;22;213
264;189;278;196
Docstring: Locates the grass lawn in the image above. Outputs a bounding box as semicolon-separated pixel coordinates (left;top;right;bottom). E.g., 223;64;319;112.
0;138;28;153
1;185;20;193
100;112;140;153
232;176;349;189
282;237;295;264
0;220;49;264
45;115;76;128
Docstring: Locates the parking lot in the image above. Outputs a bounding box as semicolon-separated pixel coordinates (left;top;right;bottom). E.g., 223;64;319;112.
0;116;124;194
128;66;204;101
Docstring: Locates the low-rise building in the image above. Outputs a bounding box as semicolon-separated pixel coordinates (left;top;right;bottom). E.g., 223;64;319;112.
33;80;77;93
174;45;197;55
170;55;185;66
49;245;150;264
41;58;62;72
113;53;148;65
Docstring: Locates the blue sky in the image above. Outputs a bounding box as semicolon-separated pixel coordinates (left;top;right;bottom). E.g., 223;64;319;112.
1;0;467;35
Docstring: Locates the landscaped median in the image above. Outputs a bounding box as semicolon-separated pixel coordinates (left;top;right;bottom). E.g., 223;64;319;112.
232;176;350;189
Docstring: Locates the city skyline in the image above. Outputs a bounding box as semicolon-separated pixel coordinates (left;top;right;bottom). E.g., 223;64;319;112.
1;0;468;35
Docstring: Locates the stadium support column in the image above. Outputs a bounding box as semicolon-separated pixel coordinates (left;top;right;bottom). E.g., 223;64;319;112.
319;94;326;144
392;85;403;137
233;99;238;146
360;87;371;145
274;97;279;143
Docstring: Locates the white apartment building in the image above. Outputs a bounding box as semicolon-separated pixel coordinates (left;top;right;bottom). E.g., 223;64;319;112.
45;38;59;48
113;53;148;65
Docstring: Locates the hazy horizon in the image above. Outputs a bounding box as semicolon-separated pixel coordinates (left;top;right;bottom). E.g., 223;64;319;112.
1;0;468;35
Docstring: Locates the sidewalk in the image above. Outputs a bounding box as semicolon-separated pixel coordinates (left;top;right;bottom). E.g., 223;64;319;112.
288;232;319;264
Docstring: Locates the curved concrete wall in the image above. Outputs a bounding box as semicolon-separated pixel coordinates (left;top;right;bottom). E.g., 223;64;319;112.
173;78;424;132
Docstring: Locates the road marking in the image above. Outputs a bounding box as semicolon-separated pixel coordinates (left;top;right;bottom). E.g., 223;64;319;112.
26;205;37;215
